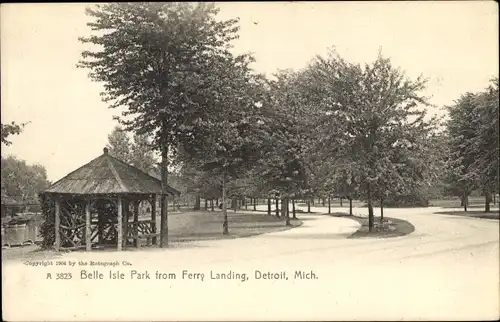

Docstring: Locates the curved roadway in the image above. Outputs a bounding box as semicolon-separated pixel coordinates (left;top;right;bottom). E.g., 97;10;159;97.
3;205;499;321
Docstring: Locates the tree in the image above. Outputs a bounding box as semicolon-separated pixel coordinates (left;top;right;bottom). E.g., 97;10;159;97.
178;51;267;234
258;69;316;223
445;93;481;211
471;79;499;212
106;126;132;163
447;79;499;212
1;121;28;146
130;133;157;174
78;3;241;246
107;126;157;174
308;49;438;231
1;156;51;209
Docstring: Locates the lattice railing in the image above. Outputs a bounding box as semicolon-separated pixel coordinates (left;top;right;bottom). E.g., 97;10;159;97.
126;219;155;238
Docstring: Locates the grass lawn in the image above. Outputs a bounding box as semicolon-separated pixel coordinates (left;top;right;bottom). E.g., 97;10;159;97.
296;200;364;208
161;210;302;242
432;209;499;220
1;210;301;261
327;212;415;239
429;196;500;209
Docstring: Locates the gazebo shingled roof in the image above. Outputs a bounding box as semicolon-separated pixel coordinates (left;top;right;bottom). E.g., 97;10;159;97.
43;147;180;196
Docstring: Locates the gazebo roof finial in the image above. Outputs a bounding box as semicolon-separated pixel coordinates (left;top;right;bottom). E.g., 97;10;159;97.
103;147;109;154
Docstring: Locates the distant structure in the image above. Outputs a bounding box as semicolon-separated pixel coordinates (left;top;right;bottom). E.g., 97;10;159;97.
40;147;180;252
1;192;20;218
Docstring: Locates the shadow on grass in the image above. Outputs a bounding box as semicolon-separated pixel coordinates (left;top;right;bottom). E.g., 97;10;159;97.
292;216;320;221
327;212;415;239
433;210;499;220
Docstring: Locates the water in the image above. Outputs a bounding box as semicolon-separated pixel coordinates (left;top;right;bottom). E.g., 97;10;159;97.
1;220;40;247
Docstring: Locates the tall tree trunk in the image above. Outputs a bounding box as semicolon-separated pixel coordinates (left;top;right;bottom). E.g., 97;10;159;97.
231;198;237;212
307;199;311;213
253;198;257;211
160;140;169;248
493;193;496;205
204;199;208;211
292;199;296;219
340;197;343;207
245;197;248;210
328;195;331;214
285;197;291;226
267;198;271;215
275;198;280;217
322;198;325;206
349;196;353;216
367;183;374;232
194;195;201;210
485;190;491;213
222;174;228;235
380;198;384;222
210;199;214;212
463;191;468;212
281;198;286;218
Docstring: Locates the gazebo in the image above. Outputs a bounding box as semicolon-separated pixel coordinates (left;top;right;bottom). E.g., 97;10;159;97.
40;147;180;252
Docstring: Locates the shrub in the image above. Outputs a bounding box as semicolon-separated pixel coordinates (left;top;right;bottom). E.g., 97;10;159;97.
38;193;55;249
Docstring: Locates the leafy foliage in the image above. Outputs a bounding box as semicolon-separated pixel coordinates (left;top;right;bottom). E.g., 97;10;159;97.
78;3;241;152
1;156;51;206
445;78;499;211
305;49;440;228
1;122;28;146
107;126;157;174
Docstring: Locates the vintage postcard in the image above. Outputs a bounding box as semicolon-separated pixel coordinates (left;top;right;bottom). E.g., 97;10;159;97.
1;2;499;321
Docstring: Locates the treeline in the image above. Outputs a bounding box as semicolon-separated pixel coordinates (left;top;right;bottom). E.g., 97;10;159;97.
1;157;51;215
1;120;50;216
1;4;497;239
444;80;499;212
80;2;490;237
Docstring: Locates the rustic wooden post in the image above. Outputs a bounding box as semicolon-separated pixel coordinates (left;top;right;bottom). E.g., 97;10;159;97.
134;200;139;248
85;199;91;251
122;200;129;249
151;194;157;245
98;208;103;246
117;196;123;251
54;198;60;251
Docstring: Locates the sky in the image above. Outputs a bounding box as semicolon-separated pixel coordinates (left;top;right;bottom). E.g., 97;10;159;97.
1;1;498;182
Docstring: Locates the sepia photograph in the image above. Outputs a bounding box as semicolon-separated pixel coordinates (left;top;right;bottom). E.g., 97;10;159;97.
1;1;499;321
